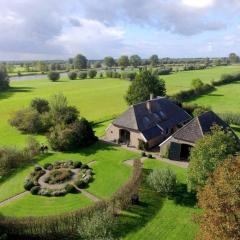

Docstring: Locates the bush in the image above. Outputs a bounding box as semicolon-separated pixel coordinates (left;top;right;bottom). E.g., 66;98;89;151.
78;71;87;79
88;69;97;78
73;161;82;169
48;71;60;82
24;180;35;191
30;98;49;113
192;106;211;117
34;165;42;171
67;71;77;80
138;140;149;151
30;186;40;195
74;179;86;188
0;66;9;90
43;163;53;170
147;154;153;159
48;118;97;151
9;108;44;134
141;152;146;157
147;168;177;195
65;184;76;193
81;164;89;169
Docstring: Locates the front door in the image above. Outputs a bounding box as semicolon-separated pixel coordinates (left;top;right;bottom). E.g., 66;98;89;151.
119;129;130;144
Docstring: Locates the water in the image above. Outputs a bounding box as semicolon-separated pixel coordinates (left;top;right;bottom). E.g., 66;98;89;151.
10;72;67;81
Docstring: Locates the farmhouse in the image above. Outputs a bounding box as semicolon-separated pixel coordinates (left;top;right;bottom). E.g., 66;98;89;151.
105;97;191;148
159;111;236;161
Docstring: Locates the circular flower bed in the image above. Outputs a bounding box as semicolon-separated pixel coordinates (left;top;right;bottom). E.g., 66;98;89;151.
24;160;93;197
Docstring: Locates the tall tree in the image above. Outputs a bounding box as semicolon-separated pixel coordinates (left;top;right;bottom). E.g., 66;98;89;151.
73;54;88;69
125;69;166;105
229;52;239;63
118;55;129;68
103;56;115;67
149;54;159;66
188;125;239;191
0;65;9;90
196;156;240;240
130;55;142;67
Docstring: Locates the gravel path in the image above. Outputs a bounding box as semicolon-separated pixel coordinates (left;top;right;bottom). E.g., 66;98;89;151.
0;191;29;207
74;186;101;202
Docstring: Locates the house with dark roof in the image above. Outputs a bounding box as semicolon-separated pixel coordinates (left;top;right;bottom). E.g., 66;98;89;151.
105;97;191;149
159;111;237;161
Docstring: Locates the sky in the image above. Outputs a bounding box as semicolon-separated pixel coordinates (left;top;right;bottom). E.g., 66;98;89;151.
0;0;240;60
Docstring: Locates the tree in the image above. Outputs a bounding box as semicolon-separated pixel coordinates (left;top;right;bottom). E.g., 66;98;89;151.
130;55;142;67
88;69;97;78
78;71;87;79
31;98;49;113
78;209;116;240
73;54;88;69
196;156;240;240
147;168;177;196
188;125;239;191
48;118;97;151
93;61;102;68
0;65;9;90
104;56;115;67
125;69;166;105
228;52;239;63
67;71;77;80
48;71;60;82
149;54;159;66
192;106;211;117
191;78;204;90
118;55;129;68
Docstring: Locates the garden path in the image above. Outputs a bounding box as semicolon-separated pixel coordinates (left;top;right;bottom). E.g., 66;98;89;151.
0;191;29;207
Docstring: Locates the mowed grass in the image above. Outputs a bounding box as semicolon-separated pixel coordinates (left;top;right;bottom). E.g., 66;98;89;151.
162;65;240;94
186;81;240;114
0;77;129;146
118;159;199;240
0;142;139;217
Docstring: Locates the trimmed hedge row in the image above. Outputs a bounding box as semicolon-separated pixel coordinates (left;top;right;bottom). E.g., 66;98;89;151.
0;160;143;240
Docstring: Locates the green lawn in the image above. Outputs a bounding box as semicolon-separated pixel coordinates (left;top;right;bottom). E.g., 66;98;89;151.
118;159;199;240
162;65;240;94
186;81;240;114
0;142;139;217
0;77;129;146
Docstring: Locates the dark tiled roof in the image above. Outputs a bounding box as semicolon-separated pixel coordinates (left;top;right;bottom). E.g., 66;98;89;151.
113;97;191;134
172;111;232;143
142;126;163;141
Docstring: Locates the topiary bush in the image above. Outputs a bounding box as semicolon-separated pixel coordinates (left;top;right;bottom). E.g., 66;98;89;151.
65;184;77;193
68;71;77;80
43;163;53;170
30;186;40;195
48;71;60;82
73;161;82;169
78;71;87;79
147;168;177;196
24;180;35;191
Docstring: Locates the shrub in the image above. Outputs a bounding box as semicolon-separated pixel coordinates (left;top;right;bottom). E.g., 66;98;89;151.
67;71;77;80
73;161;82;169
34;165;42;171
74;179;86;188
147;154;153;159
141;152;146;157
30;98;49;113
24;180;35;191
43;163;53;170
78;71;87;79
99;72;103;78
147;168;177;195
30;186;40;195
81;164;89;169
0;66;9;90
105;70;113;78
48;118;97;151
192;106;211;117
65;184;76;193
9;108;43;134
191;78;204;90
88;69;97;78
48;71;60;82
138;140;149;151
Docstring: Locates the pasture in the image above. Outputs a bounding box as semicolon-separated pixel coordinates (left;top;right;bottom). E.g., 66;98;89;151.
162;65;240;94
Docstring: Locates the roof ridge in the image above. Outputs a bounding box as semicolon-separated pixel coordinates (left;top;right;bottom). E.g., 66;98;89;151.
196;116;204;137
171;117;195;138
132;105;140;130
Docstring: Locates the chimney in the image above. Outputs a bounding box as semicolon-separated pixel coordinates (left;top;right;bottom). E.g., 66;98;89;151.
150;93;154;100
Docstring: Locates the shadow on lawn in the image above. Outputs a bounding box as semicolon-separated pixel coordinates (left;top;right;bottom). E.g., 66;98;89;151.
114;169;164;239
0;86;34;100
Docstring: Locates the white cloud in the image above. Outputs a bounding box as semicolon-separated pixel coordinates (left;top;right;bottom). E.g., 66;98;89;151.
182;0;216;8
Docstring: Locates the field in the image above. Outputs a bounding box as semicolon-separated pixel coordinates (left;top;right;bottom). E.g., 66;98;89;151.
162;65;240;94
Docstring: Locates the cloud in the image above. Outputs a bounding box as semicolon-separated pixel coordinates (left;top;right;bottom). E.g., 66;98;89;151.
0;0;239;60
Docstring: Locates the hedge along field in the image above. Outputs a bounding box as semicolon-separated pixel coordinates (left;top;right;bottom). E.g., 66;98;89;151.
162;65;240;95
0;142;139;217
120;159;200;240
0;77;129;146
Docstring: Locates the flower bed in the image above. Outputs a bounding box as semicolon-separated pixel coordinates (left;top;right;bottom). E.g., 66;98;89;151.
24;160;93;197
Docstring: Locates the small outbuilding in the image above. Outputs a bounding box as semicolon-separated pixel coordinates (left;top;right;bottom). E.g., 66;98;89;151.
159;111;234;161
105;97;191;149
